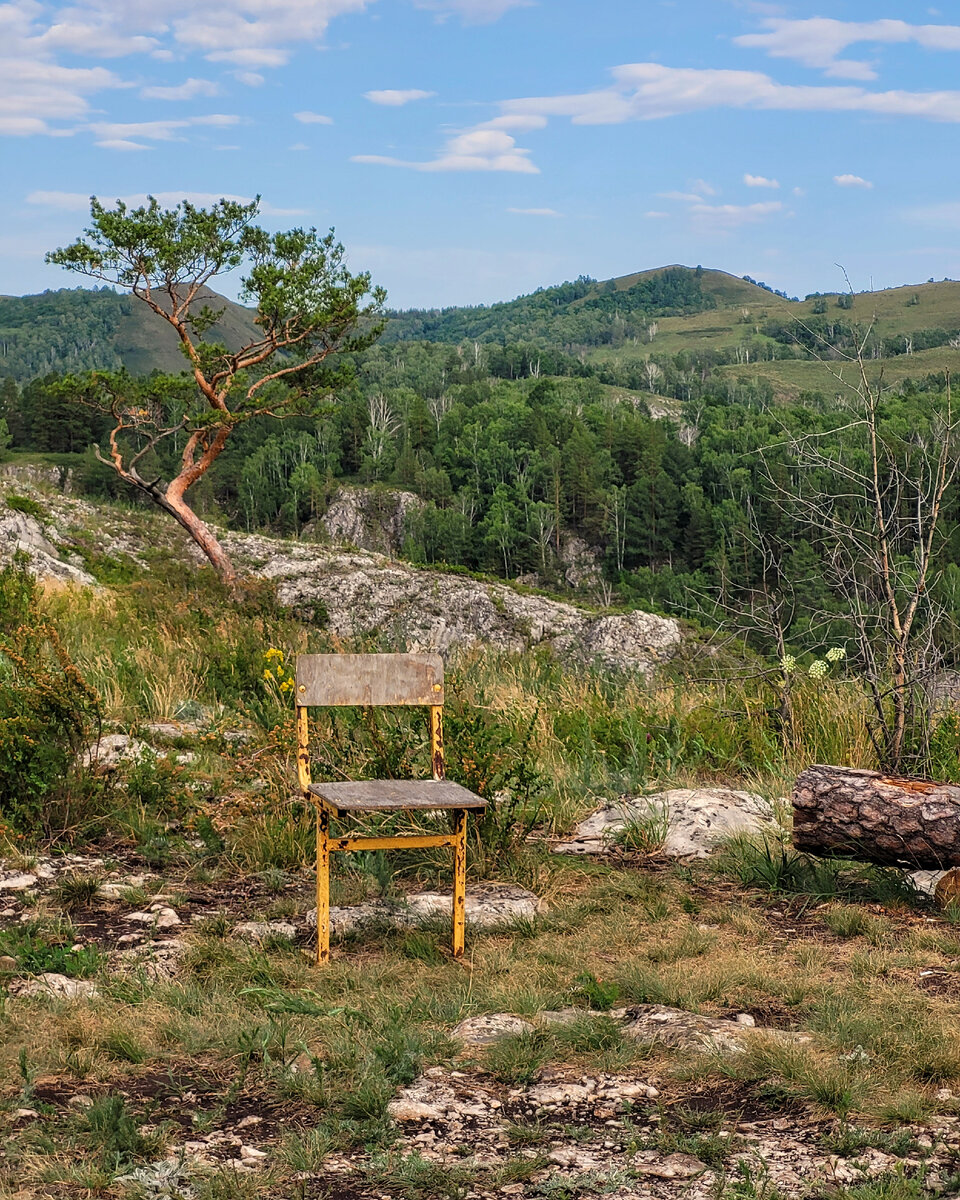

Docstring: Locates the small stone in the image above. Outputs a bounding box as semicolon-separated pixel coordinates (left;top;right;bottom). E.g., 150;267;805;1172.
736;1013;756;1027
233;921;297;945
17;973;98;1000
13;1108;38;1119
452;1013;536;1045
0;954;17;971
634;1153;708;1179
387;1099;446;1122
239;1145;267;1162
0;874;37;892
236;1115;263;1129
68;1094;94;1108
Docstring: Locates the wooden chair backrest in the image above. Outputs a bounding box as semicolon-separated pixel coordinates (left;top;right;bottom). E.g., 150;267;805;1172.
295;652;444;708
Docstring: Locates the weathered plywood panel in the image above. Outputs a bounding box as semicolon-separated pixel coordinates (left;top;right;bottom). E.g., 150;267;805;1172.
308;779;486;815
296;653;443;707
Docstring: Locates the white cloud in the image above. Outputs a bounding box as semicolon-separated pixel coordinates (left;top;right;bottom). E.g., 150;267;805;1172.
234;71;265;87
414;0;532;24
834;173;873;188
0;0;373;140
507;207;560;216
353;126;538;173
95;137;150;150
908;201;960;227
295;110;334;124
289;142;309;151
744;173;779;188
87;114;240;143
689;200;784;227
364;88;435;106
499;62;960;127
140;78;219;101
735;18;960;81
27;190;307;216
644;211;669;219
690;178;717;196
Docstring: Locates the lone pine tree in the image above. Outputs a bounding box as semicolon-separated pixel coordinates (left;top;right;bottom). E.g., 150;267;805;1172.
47;195;385;584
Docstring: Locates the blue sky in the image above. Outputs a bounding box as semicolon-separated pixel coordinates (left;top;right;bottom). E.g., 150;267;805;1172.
3;0;960;307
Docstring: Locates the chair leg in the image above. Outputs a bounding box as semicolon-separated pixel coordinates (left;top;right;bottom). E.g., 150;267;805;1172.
452;808;467;958
316;808;330;965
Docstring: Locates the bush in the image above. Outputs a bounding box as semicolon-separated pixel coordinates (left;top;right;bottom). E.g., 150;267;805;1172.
0;558;102;833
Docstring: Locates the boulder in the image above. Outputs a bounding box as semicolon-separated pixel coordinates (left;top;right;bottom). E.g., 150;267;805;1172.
553;788;776;858
82;734;151;772
303;884;543;938
233;921;298;945
318;486;425;556
223;533;681;675
452;1013;536;1045
15;972;98;1000
0;506;94;585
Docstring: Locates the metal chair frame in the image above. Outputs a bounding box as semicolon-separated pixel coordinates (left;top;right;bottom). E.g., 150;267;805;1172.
295;652;486;964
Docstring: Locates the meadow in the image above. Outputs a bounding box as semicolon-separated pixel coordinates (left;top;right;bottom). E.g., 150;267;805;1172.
5;550;960;1198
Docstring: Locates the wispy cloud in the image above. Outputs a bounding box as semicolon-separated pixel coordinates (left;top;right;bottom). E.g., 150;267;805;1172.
507;206;561;216
907;201;960;228
27;190;307;217
354;127;538;173
499;62;960;126
364;88;435;106
294;110;334;124
87;115;241;144
834;173;873;188
744;173;779;188
140;78;219;101
735;18;960;81
414;0;532;25
690;200;783;227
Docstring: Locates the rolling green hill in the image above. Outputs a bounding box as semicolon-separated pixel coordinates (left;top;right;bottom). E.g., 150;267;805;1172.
0;287;261;382
3;267;960;402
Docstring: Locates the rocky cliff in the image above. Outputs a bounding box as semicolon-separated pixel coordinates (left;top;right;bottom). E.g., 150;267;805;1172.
0;470;682;675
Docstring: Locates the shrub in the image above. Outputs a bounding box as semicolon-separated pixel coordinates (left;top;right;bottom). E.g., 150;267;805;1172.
0;559;103;833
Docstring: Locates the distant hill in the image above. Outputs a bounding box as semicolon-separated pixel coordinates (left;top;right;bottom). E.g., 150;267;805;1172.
0;287;261;383
382;266;778;348
3;267;960;396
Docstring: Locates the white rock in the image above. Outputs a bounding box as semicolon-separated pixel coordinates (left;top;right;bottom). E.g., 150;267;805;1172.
125;908;180;928
239;1145;267;1162
17;973;98;1000
452;1014;536;1045
233;921;297;945
387;1099;447;1122
0;874;37;891
554;788;777;858
221;533;681;675
82;734;151;771
633;1152;708;1179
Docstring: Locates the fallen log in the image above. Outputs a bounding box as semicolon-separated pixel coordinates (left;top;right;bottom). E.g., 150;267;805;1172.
793;764;960;870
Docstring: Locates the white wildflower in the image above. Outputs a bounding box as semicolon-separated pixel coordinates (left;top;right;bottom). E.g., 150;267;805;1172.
808;660;829;679
825;646;846;663
781;654;797;674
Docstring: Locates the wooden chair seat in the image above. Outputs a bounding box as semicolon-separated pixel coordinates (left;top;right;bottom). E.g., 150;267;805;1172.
308;780;487;816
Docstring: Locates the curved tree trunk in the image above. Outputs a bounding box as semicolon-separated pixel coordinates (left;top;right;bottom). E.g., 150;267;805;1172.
793;764;960;869
154;490;237;586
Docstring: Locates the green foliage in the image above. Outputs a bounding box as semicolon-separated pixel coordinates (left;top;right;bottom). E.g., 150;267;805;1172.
0;559;102;833
574;971;619;1012
0;919;103;977
5;493;47;519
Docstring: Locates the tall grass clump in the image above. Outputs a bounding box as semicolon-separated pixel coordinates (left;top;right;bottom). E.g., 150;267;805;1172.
0;558;103;835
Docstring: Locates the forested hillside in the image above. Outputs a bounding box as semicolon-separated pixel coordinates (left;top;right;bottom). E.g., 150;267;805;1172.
3;264;960;673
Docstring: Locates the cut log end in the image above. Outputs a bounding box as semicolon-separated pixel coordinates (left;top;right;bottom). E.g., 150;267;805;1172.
792;764;960;871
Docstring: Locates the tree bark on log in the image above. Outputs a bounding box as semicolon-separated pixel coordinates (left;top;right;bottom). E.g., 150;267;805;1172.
793;765;960;869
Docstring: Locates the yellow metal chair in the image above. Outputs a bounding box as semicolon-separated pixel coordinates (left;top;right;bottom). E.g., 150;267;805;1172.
295;652;487;964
